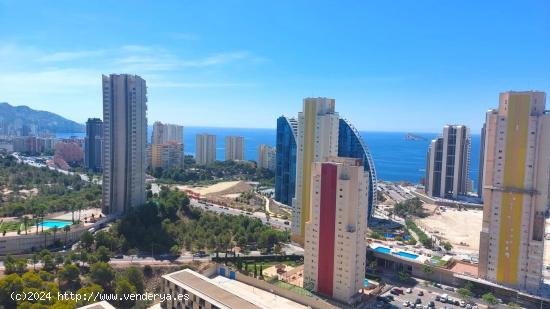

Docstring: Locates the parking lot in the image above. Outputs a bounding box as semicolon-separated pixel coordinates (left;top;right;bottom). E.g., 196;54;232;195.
375;287;482;309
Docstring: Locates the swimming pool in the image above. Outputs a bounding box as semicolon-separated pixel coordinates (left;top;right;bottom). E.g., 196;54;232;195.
373;246;419;260
364;279;369;287
374;246;391;254
396;251;419;259
39;220;72;228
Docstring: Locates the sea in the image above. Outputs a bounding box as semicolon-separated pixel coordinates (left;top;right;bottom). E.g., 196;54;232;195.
57;128;481;187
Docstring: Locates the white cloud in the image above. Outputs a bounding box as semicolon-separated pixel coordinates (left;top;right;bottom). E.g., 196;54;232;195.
0;43;262;121
37;50;107;62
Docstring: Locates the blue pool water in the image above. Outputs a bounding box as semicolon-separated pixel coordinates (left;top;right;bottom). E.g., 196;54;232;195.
39;220;72;228
396;251;419;259
374;246;391;254
364;279;369;287
373;246;419;260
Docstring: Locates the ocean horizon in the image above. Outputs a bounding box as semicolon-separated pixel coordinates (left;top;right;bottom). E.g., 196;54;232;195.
57;127;481;187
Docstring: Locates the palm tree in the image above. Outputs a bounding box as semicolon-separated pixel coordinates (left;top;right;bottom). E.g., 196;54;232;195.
23;216;29;235
31;253;39;271
70;204;75;223
51;226;59;243
63;225;70;248
77;204;83;222
43;230;49;248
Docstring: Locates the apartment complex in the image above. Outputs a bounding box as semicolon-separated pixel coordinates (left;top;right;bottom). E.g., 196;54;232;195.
12;136;57;155
101;74;147;215
161;268;307;309
151;121;184;169
84;118;103;172
257;144;276;171
225;136;245;161
303;157;368;304
196;134;217;166
291;98;340;244
151;143;184;170
425;125;471;199
275;116;298;206
152;121;183;145
478;91;549;293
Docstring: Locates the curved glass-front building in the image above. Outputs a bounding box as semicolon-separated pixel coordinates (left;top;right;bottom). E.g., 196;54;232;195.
275;116;298;206
338;118;378;222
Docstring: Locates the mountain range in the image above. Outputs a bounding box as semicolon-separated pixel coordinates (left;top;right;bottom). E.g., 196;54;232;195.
0;102;84;133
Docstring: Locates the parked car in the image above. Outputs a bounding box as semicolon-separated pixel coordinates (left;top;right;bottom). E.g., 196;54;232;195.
391;288;404;295
418;290;424;296
406;288;413;294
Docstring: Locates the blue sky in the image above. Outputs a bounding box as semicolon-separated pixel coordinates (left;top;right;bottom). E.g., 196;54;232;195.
0;0;548;132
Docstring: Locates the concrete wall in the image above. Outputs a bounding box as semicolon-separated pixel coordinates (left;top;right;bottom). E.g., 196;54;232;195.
0;219;108;255
234;271;340;309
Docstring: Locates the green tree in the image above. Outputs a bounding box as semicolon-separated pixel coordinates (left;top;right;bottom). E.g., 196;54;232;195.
58;263;81;289
143;265;153;278
482;292;499;306
124;267;145;293
115;278;137;308
397;271;411;282
80;231;94;249
89;262;115;289
457;287;473;299
0;273;24;308
95;246;111;263
76;284;104;307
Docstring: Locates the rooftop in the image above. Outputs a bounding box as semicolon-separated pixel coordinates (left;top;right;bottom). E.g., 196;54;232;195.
165;269;307;309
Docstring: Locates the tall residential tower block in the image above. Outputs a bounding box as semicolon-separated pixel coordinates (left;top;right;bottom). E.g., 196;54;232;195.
303;157;368;304
102;74;147;215
275;116;298;206
291;98;339;244
225;136;244;161
425;125;471;199
195;134;216;166
478;91;549;292
84;118;103;172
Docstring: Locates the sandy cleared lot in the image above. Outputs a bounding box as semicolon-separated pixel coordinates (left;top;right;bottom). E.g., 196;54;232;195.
176;181;250;196
417;207;483;255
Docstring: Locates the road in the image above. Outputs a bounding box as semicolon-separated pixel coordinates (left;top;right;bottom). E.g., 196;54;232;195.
189;199;291;230
12;153;95;183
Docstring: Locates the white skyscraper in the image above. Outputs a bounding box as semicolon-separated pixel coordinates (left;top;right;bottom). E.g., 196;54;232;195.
291;97;339;244
102;74;147;215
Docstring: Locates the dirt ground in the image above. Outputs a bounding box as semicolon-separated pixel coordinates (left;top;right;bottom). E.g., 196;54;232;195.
416;205;483;255
176;181;251;196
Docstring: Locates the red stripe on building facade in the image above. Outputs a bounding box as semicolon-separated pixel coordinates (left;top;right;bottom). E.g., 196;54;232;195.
317;163;337;297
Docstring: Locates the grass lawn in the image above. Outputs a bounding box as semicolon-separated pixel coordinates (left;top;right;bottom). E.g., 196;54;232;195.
430;256;449;267
0;218;39;233
272;280;314;297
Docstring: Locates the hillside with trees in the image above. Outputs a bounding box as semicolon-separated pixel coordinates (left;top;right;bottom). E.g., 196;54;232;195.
0;154;101;217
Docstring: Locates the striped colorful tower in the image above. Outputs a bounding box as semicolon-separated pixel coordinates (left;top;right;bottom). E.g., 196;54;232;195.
478;91;549;293
303;157;368;304
291;98;339;244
